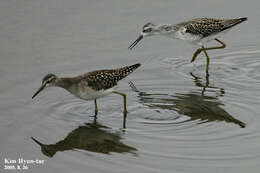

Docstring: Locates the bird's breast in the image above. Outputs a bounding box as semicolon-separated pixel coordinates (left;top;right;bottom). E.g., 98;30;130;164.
72;85;115;101
175;29;202;42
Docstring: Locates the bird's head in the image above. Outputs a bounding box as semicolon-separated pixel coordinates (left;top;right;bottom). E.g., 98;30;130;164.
142;22;157;36
128;22;158;50
32;73;58;99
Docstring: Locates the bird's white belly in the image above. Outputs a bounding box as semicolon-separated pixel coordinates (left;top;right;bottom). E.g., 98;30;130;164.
199;29;230;45
169;28;231;46
176;30;201;42
74;87;115;101
166;30;202;44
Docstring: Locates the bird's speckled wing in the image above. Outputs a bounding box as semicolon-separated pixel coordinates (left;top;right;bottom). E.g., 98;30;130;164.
178;18;247;37
83;64;141;91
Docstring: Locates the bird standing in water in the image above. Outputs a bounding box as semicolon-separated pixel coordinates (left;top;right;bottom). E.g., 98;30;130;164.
128;17;247;75
32;64;141;118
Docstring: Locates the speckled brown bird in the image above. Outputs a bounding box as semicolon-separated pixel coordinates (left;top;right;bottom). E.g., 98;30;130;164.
129;17;247;74
32;63;141;115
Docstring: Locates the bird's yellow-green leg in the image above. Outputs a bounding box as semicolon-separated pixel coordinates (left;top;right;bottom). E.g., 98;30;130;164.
112;91;127;114
123;112;127;129
202;46;210;77
94;99;98;116
112;91;128;128
190;38;226;63
206;38;226;50
191;48;203;62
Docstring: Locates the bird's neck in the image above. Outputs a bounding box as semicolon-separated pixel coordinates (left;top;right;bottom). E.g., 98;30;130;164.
55;77;75;90
154;24;177;37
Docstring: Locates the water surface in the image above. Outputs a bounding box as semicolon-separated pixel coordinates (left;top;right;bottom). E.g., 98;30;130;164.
1;0;260;173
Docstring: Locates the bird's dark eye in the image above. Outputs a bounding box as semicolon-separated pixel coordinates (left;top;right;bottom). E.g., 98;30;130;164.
143;28;152;33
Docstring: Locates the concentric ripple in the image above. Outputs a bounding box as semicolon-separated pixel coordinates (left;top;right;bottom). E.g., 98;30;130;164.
31;49;260;172
48;97;92;123
121;49;260;171
47;89;134;126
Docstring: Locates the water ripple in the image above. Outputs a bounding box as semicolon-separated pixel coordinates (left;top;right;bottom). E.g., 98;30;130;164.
126;47;260;164
31;48;260;171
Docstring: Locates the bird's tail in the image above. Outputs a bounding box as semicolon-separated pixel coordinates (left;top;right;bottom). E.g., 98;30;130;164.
223;17;247;30
234;17;248;25
116;63;141;80
237;17;248;22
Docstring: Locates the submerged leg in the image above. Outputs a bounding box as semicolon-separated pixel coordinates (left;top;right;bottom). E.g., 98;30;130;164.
190;38;226;63
202;46;210;77
94;99;98;116
112;91;127;114
123;112;127;129
112;91;127;128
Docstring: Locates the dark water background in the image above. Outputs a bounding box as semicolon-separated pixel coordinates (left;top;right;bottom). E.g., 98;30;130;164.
1;0;260;172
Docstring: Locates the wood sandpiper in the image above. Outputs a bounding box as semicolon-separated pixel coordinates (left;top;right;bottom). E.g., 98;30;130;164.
32;63;141;119
128;17;247;75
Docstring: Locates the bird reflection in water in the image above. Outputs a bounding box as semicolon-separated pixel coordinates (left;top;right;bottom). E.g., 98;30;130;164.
129;73;245;128
31;120;137;157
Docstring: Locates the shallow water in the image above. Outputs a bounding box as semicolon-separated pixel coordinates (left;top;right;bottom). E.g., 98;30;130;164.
1;0;260;173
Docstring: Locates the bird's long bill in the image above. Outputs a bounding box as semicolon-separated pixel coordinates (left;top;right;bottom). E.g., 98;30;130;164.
128;35;143;50
32;85;45;99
